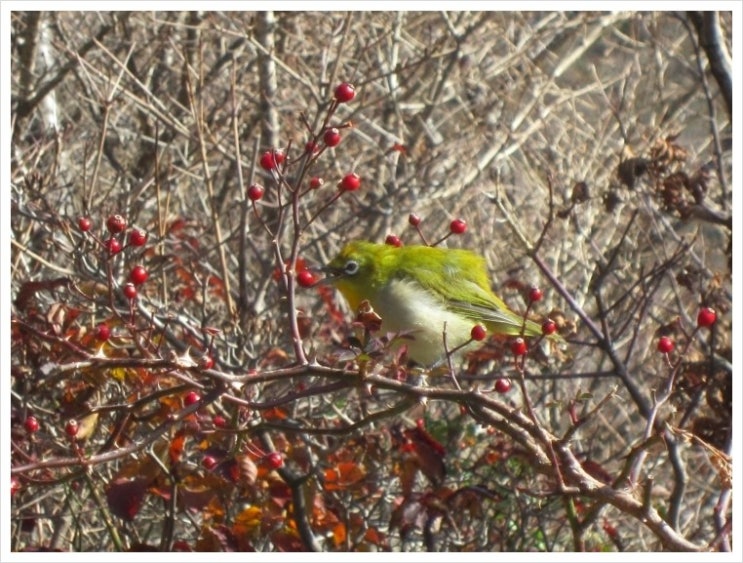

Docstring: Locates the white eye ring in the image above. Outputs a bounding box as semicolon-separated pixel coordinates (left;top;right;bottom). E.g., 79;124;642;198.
344;260;360;275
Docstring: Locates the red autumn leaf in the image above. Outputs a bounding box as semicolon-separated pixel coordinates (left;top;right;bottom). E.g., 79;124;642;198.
206;274;226;298
267;481;293;509
171;540;193;552
363;525;388;548
398;422;447;486
271;528;304;552
410;420;446;456
105;476;150;521
128;543;159;551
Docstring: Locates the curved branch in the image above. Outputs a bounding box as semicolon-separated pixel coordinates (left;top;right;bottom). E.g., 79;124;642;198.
688;12;732;119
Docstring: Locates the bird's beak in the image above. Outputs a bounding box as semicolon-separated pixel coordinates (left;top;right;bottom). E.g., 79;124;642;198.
317;265;344;285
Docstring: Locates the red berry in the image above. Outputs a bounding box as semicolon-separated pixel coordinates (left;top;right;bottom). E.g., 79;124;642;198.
334;82;356;103
323;127;342;147
130;265;149;286
305;140;319;154
385;234;403;247
122;283;137;300
78;217;92;232
264;452;284;470
339;172;361;192
541;319;557;336
470;324;487;341
128;229;148;247
494;378;512;393
528;286;543;303
247;184;265;201
511;337;527;356
106;214;127;234
65;419;79;438
259;149;285;171
200;355;215;370
449;218;467;234
309;176;324;190
697;307;717;328
184;391;201;407
24;416;40;433
212;415;228;428
104;238;122;255
297;270;316;288
408;213;422;227
657;336;675;354
95;323;111;341
11;476;22;497
202;455;218;470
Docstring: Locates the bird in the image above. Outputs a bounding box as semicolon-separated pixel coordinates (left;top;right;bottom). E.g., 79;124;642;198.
323;240;549;365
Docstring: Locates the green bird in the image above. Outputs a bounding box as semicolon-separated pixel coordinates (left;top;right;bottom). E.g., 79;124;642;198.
324;241;548;365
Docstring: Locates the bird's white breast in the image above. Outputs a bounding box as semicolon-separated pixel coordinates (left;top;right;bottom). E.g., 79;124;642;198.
371;278;476;365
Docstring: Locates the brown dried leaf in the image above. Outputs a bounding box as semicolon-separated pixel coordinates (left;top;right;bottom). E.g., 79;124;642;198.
617;157;649;189
570;181;590;204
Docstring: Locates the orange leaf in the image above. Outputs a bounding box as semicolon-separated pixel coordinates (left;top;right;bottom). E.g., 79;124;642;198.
323;461;366;491
233;505;263;536
331;522;347;546
169;431;187;466
262;407;288;421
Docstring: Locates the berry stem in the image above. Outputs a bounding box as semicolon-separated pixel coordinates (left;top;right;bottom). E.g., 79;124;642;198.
303;191;344;229
410;223;430;246
430;232;452;247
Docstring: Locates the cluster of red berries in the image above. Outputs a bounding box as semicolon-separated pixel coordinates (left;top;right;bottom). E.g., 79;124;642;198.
258;149;285;172
79;214;148;257
22;415;83;441
252;164;360;200
382;214;469;248
79;215;154;352
253;81;359;205
656;306;718;355
78;214;151;303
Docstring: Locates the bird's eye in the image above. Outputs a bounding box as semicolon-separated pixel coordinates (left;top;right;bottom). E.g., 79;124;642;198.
344;260;360;276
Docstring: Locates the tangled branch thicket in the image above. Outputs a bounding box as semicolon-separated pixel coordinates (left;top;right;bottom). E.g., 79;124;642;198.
9;11;732;552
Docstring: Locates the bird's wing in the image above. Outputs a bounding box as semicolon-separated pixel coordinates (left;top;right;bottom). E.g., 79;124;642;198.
398;253;543;337
446;280;542;337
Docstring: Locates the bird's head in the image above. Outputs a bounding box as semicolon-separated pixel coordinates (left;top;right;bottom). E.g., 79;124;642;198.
323;241;394;311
